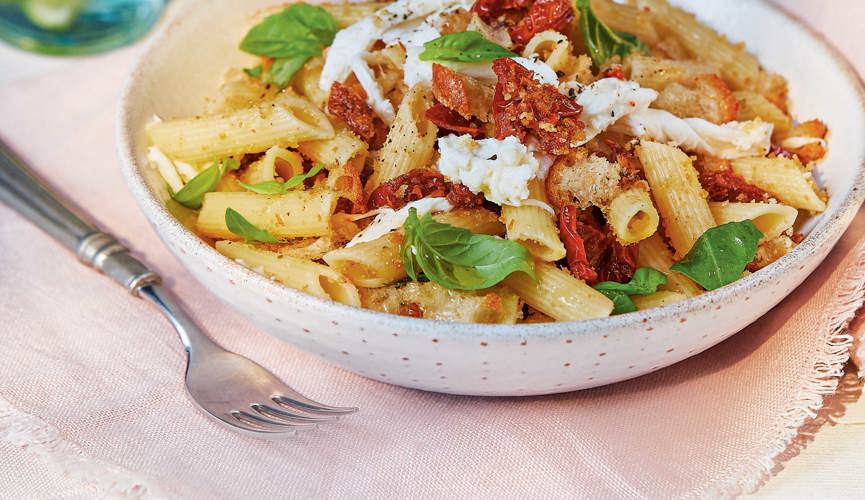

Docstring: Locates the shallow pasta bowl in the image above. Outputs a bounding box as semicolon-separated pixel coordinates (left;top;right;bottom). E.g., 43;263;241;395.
117;0;865;396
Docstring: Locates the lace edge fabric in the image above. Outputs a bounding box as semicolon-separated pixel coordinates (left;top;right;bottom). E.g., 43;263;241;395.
0;396;165;498
695;240;865;499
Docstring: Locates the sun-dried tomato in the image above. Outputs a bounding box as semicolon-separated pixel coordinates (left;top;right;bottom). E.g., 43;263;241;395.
601;65;626;81
426;104;484;138
368;169;484;210
599;242;638;283
446;182;485;208
700;169;770;203
492;57;584;155
559;204;600;283
509;0;574;47
471;0;531;23
398;302;424;318
559;205;638;284
327;82;378;143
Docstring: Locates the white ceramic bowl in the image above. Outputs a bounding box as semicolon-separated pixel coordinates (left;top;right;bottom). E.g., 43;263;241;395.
117;0;865;396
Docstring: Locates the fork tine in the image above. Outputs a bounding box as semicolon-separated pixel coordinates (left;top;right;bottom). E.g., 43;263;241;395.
231;410;312;431
272;393;358;415
251;403;336;424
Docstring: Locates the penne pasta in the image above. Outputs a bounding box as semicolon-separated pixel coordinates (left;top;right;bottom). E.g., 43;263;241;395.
298;128;368;167
240;146;304;185
733;90;791;133
197;190;336;239
640;0;763;91
626;55;717;91
366;85;438;191
215;241;360;306
636;234;703;297
632;291;688;310
708;201;798;242
637;141;716;257
505;261;614;321
603;187;660;245
291;56;329;109
501;179;566;261
360;282;522;323
730;157;827;212
591;0;659;46
147;93;334;164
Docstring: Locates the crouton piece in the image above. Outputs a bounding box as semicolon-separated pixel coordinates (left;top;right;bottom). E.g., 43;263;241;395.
546;152;622;209
652;74;739;124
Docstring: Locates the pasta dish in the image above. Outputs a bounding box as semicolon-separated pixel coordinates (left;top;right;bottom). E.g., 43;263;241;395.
146;0;829;323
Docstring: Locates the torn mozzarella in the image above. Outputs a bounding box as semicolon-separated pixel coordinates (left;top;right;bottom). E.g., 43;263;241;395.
351;58;396;123
319;0;467;92
437;134;539;206
346;197;453;247
148;146;184;194
560;78;658;146
620;109;774;159
382;22;441;88
512;56;558;85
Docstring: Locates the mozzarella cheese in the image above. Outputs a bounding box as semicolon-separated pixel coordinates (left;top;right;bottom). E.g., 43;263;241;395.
351;58;396;123
346;197;454;247
512;56;559;85
148;146;184;194
620;109;774;159
437;134;539;206
561;78;658;146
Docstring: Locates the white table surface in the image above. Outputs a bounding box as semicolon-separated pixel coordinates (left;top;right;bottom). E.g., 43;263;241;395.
1;1;864;497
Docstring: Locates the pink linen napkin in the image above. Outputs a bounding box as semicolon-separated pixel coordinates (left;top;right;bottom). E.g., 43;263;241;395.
2;1;865;497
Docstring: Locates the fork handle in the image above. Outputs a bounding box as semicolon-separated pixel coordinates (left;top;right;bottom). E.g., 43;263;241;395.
0;139;159;294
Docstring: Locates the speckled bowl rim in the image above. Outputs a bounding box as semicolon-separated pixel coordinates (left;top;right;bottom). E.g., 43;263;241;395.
116;0;865;343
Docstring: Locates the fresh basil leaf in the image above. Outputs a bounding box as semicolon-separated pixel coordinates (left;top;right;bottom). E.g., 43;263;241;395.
239;3;337;88
172;158;239;209
593;267;667;314
284;163;326;189
419;31;517;63
576;0;648;67
264;53;314;88
599;291;638;315
237;180;286;195
225;208;279;243
240;3;337;57
671;221;763;291
401;208;535;290
238;163;327;195
244;65;263;78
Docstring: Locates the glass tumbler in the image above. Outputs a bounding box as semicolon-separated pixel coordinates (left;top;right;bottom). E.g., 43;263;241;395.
0;0;166;55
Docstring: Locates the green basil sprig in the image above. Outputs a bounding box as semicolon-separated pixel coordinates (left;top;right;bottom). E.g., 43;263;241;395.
593;267;668;314
239;3;338;88
576;0;648;67
238;163;327;195
225;208;279;243
400;208;535;290
671;221;763;291
172;158;240;209
419;31;517;63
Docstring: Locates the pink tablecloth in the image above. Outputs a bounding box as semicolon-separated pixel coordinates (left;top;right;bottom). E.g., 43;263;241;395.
1;1;865;497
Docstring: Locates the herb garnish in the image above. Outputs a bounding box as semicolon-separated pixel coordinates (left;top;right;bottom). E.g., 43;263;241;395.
593;267;668;314
172;158;240;209
400;208;535;290
419;31;517;63
225;208;279;243
239;3;339;88
576;0;648;67
671;221;764;291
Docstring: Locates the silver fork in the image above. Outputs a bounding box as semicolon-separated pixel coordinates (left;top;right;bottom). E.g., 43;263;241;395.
0;140;356;437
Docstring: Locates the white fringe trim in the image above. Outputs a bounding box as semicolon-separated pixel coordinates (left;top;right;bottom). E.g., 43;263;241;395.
0;396;163;498
694;240;865;498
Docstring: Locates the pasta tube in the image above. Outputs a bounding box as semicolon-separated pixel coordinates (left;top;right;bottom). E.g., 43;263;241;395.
216;241;360;306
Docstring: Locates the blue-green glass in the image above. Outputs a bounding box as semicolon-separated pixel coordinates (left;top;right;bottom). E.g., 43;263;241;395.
0;0;166;56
